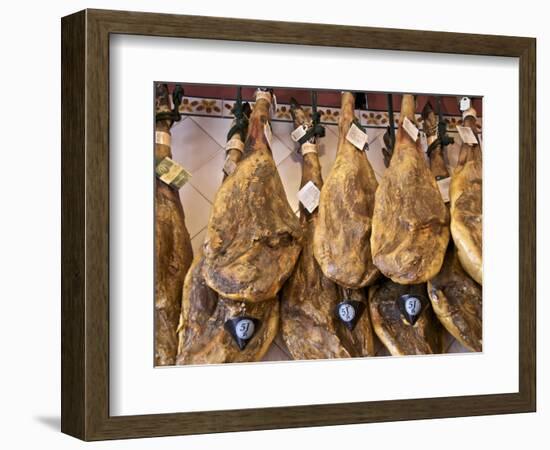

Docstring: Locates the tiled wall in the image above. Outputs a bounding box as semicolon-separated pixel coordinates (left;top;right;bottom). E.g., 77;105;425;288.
170;104;480;360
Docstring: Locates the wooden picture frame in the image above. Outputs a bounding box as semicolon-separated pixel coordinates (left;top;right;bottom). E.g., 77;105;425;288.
61;9;536;441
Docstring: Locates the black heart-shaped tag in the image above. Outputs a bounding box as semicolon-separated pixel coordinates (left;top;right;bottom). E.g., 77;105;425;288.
224;316;260;351
335;300;365;331
397;294;429;326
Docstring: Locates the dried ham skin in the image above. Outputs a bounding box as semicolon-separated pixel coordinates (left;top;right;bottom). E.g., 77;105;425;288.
313;92;379;288
428;245;482;352
371;94;449;284
369;279;442;356
202;93;302;302
450;113;482;284
281;100;375;360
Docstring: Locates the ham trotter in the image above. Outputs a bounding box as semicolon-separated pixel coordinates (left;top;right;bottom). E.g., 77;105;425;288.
423;100;482;353
154;83;193;366
281;98;375;360
371;94;449;284
450;108;482;284
202;89;303;302
313;91;379;288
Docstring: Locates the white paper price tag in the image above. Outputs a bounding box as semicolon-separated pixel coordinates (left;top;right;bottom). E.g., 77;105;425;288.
456;125;478;145
403;117;419;142
291;124;308;142
297;181;321;213
459;96;471;111
223;156;237;176
437;177;451;203
346;122;368;151
264;122;272;149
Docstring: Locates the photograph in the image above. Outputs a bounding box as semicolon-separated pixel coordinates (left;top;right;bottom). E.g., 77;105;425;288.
153;83;483;366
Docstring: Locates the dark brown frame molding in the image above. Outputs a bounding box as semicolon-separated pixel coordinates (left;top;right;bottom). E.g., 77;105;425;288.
61;9;536;441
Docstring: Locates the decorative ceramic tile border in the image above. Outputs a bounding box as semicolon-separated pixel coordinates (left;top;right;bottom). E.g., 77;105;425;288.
181;96;482;131
177;96;223;115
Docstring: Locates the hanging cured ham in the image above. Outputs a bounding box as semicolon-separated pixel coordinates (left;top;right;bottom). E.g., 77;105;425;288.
421;100;482;352
177;109;279;364
313;91;379;288
154;83;193;366
427;246;482;352
369;279;442;355
281;99;375;360
371;94;449;284
450;108;482;284
202;90;303;302
422;101;450;180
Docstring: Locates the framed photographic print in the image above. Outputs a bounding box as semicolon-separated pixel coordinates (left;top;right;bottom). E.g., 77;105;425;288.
61;9;536;441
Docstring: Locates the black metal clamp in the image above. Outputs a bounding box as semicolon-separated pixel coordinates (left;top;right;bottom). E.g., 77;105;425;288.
295;91;325;145
226;86;250;142
155;84;184;123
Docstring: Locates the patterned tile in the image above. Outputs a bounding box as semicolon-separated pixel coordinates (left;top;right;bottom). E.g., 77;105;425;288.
178;96;222;116
273;104;293;121
317;107;340;124
178;184;212;238
271;121;297;153
276;152;303;213
361;110;390;127
270;135;293;166
187;96;483;133
171;118;223;172
191;116;234;148
189;148;226;203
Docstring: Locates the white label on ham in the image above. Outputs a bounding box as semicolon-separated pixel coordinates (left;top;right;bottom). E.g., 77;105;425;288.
235;319;255;340
405;297;422;316
456;125;478;146
291;124;308;142
346;122;368;151
403;117;419;142
437;177;451;203
338;303;356;322
264;122;273;149
155;157;191;189
460;96;471;111
297;180;321;213
155;131;171;146
301;142;318;155
223;156;237;176
225;138;244;153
